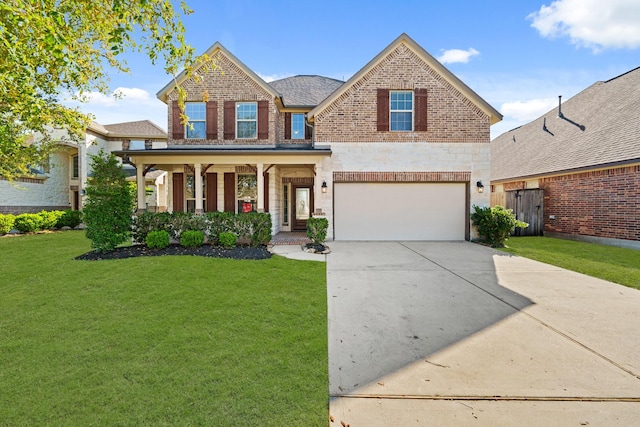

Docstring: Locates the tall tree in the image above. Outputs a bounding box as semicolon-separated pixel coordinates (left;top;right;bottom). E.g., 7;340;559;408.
0;0;196;181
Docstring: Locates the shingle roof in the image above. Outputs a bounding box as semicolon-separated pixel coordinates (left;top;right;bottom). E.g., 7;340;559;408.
268;75;344;107
102;120;167;138
491;67;640;182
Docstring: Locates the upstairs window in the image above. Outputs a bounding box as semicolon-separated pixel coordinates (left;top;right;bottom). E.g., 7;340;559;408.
72;154;79;178
390;91;413;131
185;102;206;139
292;113;305;139
236;102;257;139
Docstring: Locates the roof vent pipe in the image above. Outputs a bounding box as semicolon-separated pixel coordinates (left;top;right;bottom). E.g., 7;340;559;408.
558;95;564;119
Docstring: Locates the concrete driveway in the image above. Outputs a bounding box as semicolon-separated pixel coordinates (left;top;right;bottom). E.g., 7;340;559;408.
327;241;640;426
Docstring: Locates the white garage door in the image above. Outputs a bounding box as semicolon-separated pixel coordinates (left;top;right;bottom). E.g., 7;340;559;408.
334;182;466;240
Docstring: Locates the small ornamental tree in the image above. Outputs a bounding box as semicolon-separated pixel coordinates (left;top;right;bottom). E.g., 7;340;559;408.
83;150;133;252
470;205;528;248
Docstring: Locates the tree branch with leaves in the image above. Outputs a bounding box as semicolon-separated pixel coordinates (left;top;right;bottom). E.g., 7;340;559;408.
0;0;202;181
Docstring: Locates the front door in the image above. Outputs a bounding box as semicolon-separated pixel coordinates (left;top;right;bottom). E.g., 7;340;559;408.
292;185;313;231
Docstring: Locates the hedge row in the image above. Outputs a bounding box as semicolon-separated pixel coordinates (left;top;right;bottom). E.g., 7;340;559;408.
0;210;83;235
132;211;272;247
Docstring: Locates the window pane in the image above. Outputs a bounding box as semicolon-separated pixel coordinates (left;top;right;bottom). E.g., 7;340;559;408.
185;103;206;120
237;175;257;199
186;121;206;138
237;121;257;139
292;113;305;139
391;112;412;131
236;103;256;120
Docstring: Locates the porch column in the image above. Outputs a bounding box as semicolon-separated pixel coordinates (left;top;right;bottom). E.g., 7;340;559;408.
136;163;146;213
256;162;264;213
195;163;203;214
314;161;323;216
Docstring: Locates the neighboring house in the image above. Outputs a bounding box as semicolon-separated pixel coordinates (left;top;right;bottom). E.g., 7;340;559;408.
491;67;640;248
121;33;501;240
0;120;167;214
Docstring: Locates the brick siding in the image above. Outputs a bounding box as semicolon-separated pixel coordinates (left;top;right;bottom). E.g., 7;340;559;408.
540;165;640;241
167;51;278;145
314;43;489;143
333;171;471;182
503;181;525;191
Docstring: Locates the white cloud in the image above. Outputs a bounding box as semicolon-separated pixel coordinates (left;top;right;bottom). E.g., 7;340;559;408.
65;87;167;129
437;48;480;64
257;72;293;83
528;0;640;51
500;98;558;122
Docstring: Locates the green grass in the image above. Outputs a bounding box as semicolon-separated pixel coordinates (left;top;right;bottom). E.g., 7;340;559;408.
498;236;640;289
0;231;328;426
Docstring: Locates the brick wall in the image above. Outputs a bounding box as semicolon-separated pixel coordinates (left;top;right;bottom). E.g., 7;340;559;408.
540;165;640;241
167;51;278;145
314;43;490;143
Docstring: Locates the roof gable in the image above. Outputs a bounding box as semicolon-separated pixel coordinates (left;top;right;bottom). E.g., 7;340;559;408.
156;42;280;104
491;67;640;181
307;33;502;125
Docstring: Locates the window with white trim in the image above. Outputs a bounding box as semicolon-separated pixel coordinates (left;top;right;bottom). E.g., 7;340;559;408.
390;91;413;131
236;102;257;139
291;113;305;139
185;102;206;139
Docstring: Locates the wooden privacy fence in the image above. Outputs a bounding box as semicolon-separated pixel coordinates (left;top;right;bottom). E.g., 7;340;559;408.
505;189;544;236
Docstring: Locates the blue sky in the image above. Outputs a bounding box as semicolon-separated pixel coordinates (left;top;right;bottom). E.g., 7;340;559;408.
68;0;640;139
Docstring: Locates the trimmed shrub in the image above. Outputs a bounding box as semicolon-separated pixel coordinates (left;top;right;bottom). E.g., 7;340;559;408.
56;210;83;228
206;211;236;243
470;205;528;248
13;213;42;233
132;212;173;244
0;214;15;234
218;231;237;248
38;210;63;230
306;217;329;245
83;150;133;252
247;212;272;246
180;230;204;248
145;230;170;249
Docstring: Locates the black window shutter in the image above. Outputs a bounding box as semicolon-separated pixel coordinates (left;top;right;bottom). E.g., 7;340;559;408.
284;112;291;139
414;88;428;131
206;101;217;140
377;89;389;131
172;101;184;139
223;101;235;140
258;101;268;140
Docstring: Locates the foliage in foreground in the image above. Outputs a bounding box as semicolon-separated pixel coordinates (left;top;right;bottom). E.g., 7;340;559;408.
498;236;640;289
471;205;528;247
0;232;328;425
83;150;133;252
0;0;196;181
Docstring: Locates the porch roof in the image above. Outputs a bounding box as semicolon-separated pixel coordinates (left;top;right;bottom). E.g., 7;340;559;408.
113;146;332;165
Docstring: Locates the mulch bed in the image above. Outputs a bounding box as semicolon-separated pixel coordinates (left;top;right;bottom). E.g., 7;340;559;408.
75;244;272;261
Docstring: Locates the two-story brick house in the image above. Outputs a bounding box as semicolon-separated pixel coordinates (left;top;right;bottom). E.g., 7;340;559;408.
120;33;501;240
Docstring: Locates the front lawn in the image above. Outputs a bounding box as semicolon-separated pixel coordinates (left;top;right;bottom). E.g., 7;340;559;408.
498;236;640;289
0;232;328;425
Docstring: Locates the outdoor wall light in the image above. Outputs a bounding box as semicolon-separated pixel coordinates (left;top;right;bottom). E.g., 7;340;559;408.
321;181;328;193
476;181;484;193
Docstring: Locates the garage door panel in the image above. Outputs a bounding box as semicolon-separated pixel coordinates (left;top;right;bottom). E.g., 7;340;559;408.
334;183;466;240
